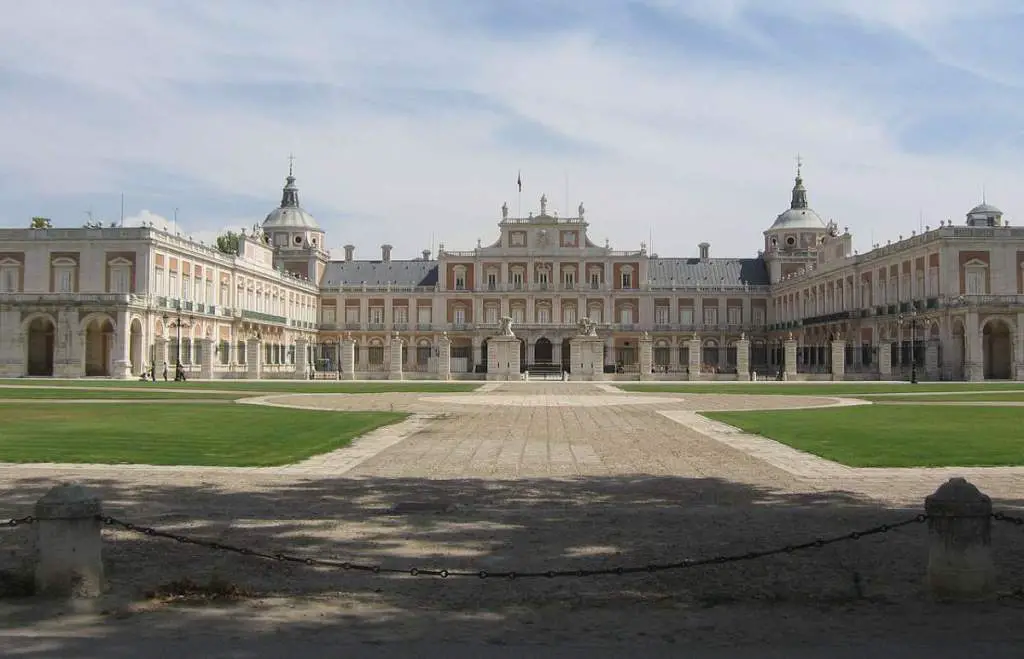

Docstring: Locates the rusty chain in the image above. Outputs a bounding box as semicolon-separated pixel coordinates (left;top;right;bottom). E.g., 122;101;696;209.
97;513;928;580
993;512;1024;526
2;516;35;529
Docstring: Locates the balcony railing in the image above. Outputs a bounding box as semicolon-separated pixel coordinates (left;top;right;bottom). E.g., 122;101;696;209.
241;310;286;324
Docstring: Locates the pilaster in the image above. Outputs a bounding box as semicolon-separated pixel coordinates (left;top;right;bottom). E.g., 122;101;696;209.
246;338;262;380
926;340;939;380
638;333;653;380
389;334;404;380
199;337;214;380
111;309;131;379
830;339;845;381
295;337;309;378
340;336;356;380
878;342;892;378
784;337;798;379
687;336;701;380
437;332;452;380
736;338;750;381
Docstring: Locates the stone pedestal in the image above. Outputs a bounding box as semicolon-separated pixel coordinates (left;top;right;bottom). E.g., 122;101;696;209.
53;311;82;378
784;338;798;379
687;337;701;380
153;337;167;378
638;334;653;380
878;342;892;378
199;338;214;380
569;336;604;381
830;339;845;381
295;338;309;379
245;338;262;380
486;336;521;381
340;337;356;380
35;484;104;598
926;340;939;380
389;336;405;381
925;478;995;601
736;338;750;381
437;333;452;380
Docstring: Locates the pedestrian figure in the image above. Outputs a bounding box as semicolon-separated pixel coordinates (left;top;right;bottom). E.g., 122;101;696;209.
162;361;169;382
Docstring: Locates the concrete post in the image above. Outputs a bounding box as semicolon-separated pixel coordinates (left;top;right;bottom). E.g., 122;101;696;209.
687;336;701;380
925;339;939;380
638;333;653;381
925;477;995;601
784;337;798;379
34;483;104;598
154;336;168;376
389;333;404;381
340;336;356;380
736;338;750;381
199;337;214;380
295;337;309;379
878;342;892;378
437;333;451;381
830;339;846;381
245;337;262;380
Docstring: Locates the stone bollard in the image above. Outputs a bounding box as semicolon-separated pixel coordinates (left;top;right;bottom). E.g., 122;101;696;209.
34;483;104;598
925;477;995;601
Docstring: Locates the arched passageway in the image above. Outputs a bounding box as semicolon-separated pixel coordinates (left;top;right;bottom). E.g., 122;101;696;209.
26;316;55;376
534;337;553;364
561;338;571;373
983;319;1013;380
84;317;115;376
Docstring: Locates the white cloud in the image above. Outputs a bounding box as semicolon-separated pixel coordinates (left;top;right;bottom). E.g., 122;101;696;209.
2;0;1024;262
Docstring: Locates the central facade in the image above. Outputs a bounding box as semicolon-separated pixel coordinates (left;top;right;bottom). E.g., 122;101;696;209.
0;164;1020;381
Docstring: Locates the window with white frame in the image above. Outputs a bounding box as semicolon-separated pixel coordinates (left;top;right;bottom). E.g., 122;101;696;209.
752;308;765;326
536;305;550;323
655;306;670;325
369;307;384;324
182;275;190;300
511;307;525;324
109;261;131;293
510;270;524;289
620;267;633;289
345;307;360;323
537;267;550;287
588;305;602;323
928;267;939;296
206;280;213;304
0;260;19;292
679;307;694;326
417;306;431;324
964;261;987;295
155;268;164;295
53;258;76;293
394;306;408;324
485;306;499;324
563;306;576;325
620;306;633;325
589;270;601;289
703;306;718;326
322;307;336;324
454;307;466;325
727;307;742;325
486;271;498;290
453;267;466;290
563;269;575;289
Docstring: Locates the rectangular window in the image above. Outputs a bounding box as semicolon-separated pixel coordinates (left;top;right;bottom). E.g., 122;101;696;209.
345;307;359;323
182;275;190;300
155;269;164;295
752;308;765;326
417;306;431;325
369;307;384;324
454;273;466;290
57;267;74;293
727;307;742;325
511;307;524;324
621;272;633;289
0;267;18;292
511;271;523;289
454;308;466;325
703;307;718;326
563;307;576;325
537;307;550;323
485;307;498;324
393;307;408;324
590;272;600;289
487;273;497;290
965;269;985;295
564;271;575;289
620;307;633;325
588;307;602;323
654;306;670;325
679;308;694;326
206;281;213;304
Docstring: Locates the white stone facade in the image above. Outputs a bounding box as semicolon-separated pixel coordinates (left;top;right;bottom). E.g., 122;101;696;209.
1;170;1021;380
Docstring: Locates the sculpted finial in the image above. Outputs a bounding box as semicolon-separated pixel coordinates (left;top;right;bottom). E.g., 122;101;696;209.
578;202;585;219
501;201;508;219
540;194;548;215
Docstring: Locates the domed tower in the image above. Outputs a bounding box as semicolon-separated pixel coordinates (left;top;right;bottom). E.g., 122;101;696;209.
762;159;829;284
965;202;1005;227
261;161;329;281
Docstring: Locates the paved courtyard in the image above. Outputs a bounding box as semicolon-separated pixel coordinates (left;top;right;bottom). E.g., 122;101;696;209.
3;382;1024;657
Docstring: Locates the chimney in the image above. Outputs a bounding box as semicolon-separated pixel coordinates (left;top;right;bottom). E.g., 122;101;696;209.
698;242;710;260
343;244;355;262
422;249;431;261
381;244;393;263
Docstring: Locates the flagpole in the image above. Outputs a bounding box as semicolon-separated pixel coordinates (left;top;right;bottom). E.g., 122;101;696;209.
517;169;522;218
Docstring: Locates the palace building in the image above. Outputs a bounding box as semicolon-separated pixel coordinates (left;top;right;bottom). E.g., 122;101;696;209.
0;165;1021;381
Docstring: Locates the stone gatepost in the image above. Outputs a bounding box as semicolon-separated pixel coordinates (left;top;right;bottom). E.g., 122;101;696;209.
569;336;604;381
35;483;104;598
245;337;262;380
389;333;404;381
295;337;309;379
154;336;168;375
736;336;750;381
925;340;939;380
830;338;846;381
925;477;995;601
638;333;653;380
487;336;521;381
878;342;892;379
783;336;798;379
340;335;356;380
437;333;452;381
687;335;701;380
110;309;132;379
199;337;214;380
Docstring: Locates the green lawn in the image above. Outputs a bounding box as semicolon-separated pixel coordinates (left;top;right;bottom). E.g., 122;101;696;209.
617;382;1024;396
0;404;407;466
704;405;1024;467
0;387;244;400
0;379;480;394
863;391;1024;403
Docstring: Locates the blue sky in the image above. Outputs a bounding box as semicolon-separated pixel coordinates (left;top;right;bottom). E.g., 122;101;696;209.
2;0;1024;259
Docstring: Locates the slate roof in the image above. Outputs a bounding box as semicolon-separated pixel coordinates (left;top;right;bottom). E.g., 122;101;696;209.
646;258;769;287
320;260;438;287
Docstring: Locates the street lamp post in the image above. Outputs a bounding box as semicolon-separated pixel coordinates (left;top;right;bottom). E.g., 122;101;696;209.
776;338;784;381
897;309;918;384
163;307;194;376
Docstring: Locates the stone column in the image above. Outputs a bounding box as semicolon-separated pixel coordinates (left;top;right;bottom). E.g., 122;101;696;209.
878;342;892;379
925;339;939;381
784;336;798;379
295;337;309;379
638;333;653;380
604;335;615;367
34;483;104;598
389;333;404;380
340;335;356;380
111;308;132;379
154;336;167;376
199;337;214;380
830;338;846;381
245;337;262;380
736;336;750;381
964;310;984;381
687;335;701;380
437;332;452;380
925;477;995;601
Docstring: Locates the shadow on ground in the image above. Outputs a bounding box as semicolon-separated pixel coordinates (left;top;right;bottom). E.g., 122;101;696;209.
2;475;1024;656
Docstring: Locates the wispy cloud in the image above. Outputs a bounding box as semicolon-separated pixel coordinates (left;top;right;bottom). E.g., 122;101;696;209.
2;0;1024;260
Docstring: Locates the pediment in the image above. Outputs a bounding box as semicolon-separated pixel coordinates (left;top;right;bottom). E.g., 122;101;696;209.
51;257;77;267
963;258;988;269
107;257;133;267
0;257;21;267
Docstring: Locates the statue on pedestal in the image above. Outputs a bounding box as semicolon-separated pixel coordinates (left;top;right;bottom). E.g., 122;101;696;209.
577;317;598;337
499;316;515;337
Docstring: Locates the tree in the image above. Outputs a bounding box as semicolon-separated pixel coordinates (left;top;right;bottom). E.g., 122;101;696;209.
30;217;52;229
216;230;241;256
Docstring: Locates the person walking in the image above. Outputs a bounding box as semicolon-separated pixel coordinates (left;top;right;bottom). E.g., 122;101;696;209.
162;361;169;382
